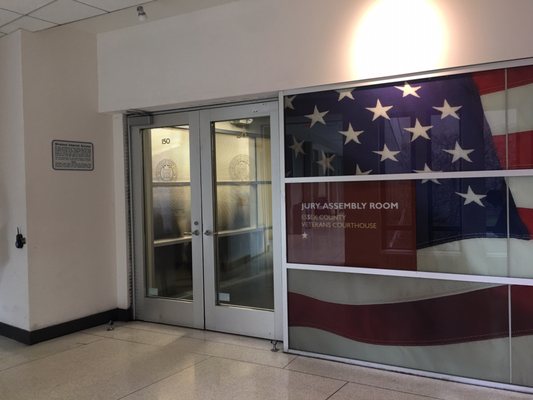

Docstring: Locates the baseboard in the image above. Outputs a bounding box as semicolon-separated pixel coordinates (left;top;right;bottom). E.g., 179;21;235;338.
0;321;31;344
0;308;132;345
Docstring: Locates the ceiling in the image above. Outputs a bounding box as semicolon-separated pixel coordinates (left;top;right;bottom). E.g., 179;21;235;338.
0;0;155;36
0;0;238;37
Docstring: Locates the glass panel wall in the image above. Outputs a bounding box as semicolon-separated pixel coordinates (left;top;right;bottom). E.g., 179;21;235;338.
286;176;533;277
284;63;533;388
288;270;516;383
285;69;512;178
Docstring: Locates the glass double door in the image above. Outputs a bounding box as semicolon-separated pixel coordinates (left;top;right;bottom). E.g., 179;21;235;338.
132;102;280;339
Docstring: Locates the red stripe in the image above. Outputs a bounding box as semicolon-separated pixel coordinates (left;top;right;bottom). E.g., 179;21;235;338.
472;65;533;95
508;65;533;90
517;208;533;239
472;69;505;95
492;130;533;169
289;286;533;346
512;285;533;335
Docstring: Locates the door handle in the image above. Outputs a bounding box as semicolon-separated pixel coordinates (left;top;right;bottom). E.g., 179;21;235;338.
184;230;200;236
204;229;215;236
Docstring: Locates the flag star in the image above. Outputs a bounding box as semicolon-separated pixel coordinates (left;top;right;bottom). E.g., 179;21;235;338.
456;186;487;207
394;82;421;98
366;99;393;121
284;95;296;110
336;89;355;101
289;136;305;157
302;232;308;239
305;106;329;127
404;119;432;142
316;151;335;173
443;141;474;163
373;144;400;162
414;163;441;184
355;164;372;175
433;99;462;119
339;124;364;145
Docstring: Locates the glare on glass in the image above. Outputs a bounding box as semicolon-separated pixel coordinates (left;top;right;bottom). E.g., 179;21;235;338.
212;117;274;310
145;126;193;299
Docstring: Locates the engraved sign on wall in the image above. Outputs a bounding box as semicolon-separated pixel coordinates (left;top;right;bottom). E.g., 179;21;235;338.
52;140;94;171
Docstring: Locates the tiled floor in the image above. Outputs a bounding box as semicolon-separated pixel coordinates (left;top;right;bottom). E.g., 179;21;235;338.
0;322;531;399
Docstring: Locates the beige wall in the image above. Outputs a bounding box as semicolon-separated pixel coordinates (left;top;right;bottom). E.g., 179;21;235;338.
20;28;116;330
0;32;30;330
97;0;533;112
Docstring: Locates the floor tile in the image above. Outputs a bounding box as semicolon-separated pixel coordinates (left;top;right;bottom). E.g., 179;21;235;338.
0;332;101;372
164;336;295;368
83;324;291;367
0;337;208;400
0;335;26;353
2;321;532;400
119;321;190;337
328;382;435;400
82;324;181;346
129;321;276;350
121;356;345;400
191;329;279;351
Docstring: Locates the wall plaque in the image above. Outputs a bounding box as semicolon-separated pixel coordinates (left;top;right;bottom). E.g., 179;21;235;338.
52;140;94;171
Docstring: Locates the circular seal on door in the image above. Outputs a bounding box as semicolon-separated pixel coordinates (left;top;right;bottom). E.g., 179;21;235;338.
155;159;177;181
229;154;250;181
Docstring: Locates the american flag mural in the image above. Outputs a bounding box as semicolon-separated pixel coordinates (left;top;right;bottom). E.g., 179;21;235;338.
285;66;533;275
285;66;533;176
284;65;533;387
288;270;533;385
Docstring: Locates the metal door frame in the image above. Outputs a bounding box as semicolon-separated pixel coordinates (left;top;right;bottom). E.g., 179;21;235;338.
129;101;282;339
200;101;282;339
130;111;204;329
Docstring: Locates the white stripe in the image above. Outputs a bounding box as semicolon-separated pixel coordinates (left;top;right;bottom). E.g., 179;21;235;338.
480;90;506;136
508;83;533;134
481;83;533;135
289;267;495;305
420;238;533;277
417;238;507;276
289;327;516;384
509;176;533;208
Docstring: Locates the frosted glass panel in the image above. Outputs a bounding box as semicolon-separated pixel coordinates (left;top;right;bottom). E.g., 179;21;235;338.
145;125;193;300
257;184;272;227
212;117;273;310
216;185;254;232
256;136;272;181
215;130;256;182
153;186;191;240
150;127;190;182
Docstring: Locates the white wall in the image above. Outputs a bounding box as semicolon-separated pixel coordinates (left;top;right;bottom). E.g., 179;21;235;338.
0;32;30;330
20;28;116;330
98;0;533;113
